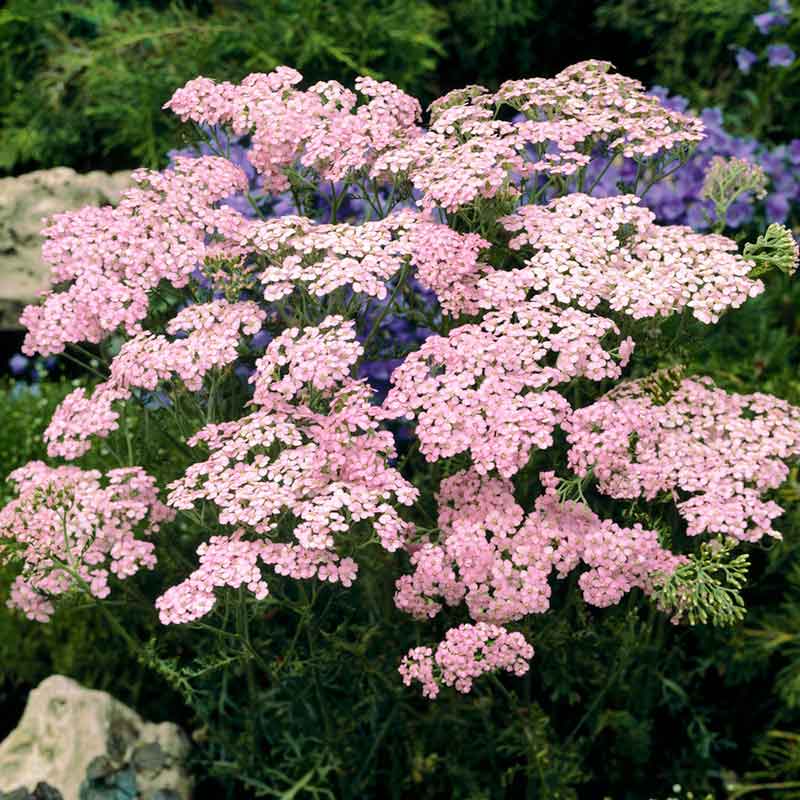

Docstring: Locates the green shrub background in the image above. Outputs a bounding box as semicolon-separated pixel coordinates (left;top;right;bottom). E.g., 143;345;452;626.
3;0;798;177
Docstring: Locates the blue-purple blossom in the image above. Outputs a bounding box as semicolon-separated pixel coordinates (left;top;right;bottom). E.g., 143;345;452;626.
761;150;787;175
250;330;273;350
735;47;758;74
768;44;796;66
359;358;402;388
649;86;690;113
771;0;792;15
755;11;789;33
687;202;713;230
767;193;791;222
727;201;756;228
234;363;255;382
141;390;173;411
774;173;799;197
8;354;29;376
647;185;685;221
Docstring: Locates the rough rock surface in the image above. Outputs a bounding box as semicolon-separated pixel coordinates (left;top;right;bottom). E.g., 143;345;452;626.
0;675;191;800
0;169;130;329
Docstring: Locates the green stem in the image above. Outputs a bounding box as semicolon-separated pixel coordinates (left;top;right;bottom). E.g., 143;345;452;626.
360;264;410;355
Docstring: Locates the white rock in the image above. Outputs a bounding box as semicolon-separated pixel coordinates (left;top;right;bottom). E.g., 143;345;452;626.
0;675;191;800
0;168;130;329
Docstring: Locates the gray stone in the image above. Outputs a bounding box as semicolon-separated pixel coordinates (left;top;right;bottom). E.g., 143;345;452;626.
0;783;63;800
33;785;64;800
0;676;191;800
129;745;164;776
0;169;131;329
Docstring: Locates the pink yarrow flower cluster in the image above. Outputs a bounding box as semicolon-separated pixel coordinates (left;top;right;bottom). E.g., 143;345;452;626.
9;62;800;705
251;316;363;408
249;211;418;302
383;296;633;477
494;60;705;159
164;68;421;191
155;532;358;624
161;340;417;622
21;157;249;356
399;623;535;699
373;60;704;213
245;210;492;316
396;470;681;696
168;385;417;552
487;193;763;323
44;300;266;459
566;377;800;541
396;469;681;624
0;462;172;621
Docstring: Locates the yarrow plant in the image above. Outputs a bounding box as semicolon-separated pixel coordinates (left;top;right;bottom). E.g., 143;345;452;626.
3;60;800;716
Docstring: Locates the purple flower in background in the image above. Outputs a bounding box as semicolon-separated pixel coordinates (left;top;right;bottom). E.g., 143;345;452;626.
730;138;760;159
761;150;787;176
619;159;640;183
8;353;29;376
687;202;713;230
649;86;690;113
727;201;755;228
735;47;758;73
234;363;255;383
768;44;796;67
648;185;685;220
190;266;213;290
270;193;299;216
700;107;724;129
222;194;255;216
359;358;402;386
755;11;789;33
767;193;791;222
141;390;172;410
771;0;792;14
789;139;800;164
775;173;800;197
250;330;273;350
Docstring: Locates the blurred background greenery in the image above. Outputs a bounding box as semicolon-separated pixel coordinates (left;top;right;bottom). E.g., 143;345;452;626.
6;0;797;176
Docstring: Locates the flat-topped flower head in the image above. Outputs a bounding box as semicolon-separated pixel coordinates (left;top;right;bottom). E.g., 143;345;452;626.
383;297;633;477
251;211;418;302
155;531;359;624
495;60;704;158
21;157;250;356
399;622;534;699
251;316;363;409
245;210;492;315
489;193;762;323
0;462;172;621
44;300;266;460
166;379;418;602
374;61;704;213
566;377;800;542
396;468;681;624
164;67;421;192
